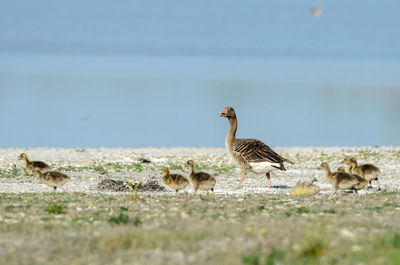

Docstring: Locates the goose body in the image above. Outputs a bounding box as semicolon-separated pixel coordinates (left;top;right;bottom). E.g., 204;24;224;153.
318;162;366;192
32;168;70;191
18;153;51;174
161;167;189;192
219;107;293;189
344;156;381;189
186;160;216;192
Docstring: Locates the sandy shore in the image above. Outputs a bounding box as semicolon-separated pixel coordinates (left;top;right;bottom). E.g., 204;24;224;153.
0;146;399;194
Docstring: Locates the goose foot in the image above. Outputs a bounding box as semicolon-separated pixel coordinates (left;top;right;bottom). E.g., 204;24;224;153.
234;184;242;190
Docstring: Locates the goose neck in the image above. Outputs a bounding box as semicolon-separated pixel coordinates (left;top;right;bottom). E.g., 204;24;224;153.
226;115;237;144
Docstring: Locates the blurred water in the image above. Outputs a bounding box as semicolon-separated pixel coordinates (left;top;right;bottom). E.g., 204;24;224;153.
0;1;399;147
1;54;399;147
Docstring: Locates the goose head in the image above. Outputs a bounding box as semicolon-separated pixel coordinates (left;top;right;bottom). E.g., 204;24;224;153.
162;167;170;177
317;162;329;171
186;160;195;167
343;156;352;164
311;177;318;184
347;157;358;166
18;153;27;160
337;167;346;173
219;107;236;119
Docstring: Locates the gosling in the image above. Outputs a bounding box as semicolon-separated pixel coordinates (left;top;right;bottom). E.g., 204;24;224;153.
18;153;51;174
186;160;216;192
344;156;381;189
318;162;367;193
161;167;189;192
290;178;320;196
32;168;70;191
337;166;368;190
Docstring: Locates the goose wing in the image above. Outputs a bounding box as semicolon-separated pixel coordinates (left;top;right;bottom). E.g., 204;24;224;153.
233;139;292;165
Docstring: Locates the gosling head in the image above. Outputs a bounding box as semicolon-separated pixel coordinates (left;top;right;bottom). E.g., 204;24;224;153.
162;167;170;177
311;177;318;184
343;156;352;164
350;157;357;163
186;160;195;167
337;167;346;173
219;106;236;119
18;153;27;160
317;162;329;171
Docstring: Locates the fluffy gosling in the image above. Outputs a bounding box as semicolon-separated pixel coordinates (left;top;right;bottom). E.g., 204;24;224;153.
32;168;70;191
161;167;189;192
18;153;51;174
290;178;320;195
344;156;381;189
318;162;367;193
337;166;368;190
186;160;216;192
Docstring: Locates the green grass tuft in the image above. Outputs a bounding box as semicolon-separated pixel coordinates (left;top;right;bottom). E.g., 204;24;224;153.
296;206;310;214
44;202;66;214
107;212;130;225
133;216;142;226
242;252;260;265
322;209;337;214
119;206;129;211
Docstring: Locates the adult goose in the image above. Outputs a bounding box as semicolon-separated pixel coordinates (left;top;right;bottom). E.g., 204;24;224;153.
18;153;51;174
219;107;294;189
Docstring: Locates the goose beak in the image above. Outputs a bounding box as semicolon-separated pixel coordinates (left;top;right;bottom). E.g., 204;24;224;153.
219;109;228;117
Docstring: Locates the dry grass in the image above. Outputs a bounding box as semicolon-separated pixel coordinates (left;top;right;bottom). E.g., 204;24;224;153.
1;191;400;265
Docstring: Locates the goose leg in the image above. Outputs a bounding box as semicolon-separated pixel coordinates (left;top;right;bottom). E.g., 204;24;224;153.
235;173;246;189
375;178;381;191
266;173;272;188
366;181;373;189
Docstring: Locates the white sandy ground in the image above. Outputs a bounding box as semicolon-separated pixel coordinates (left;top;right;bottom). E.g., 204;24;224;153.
0;146;399;195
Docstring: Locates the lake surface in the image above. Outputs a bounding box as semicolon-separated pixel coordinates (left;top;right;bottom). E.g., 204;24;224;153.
1;1;399;147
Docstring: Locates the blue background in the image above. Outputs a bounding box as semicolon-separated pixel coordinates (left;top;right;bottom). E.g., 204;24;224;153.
1;1;399;147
